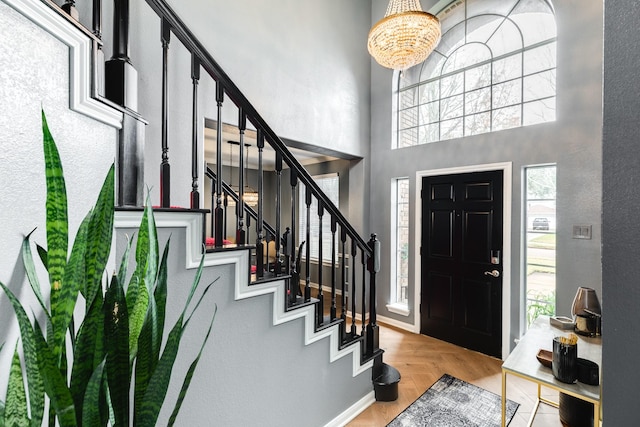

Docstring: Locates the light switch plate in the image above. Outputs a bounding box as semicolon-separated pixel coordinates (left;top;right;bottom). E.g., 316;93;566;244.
572;225;592;239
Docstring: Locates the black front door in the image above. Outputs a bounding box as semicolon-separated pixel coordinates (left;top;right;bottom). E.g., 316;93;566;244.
420;170;504;358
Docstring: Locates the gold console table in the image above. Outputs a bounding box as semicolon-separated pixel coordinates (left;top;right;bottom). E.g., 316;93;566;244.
501;315;601;427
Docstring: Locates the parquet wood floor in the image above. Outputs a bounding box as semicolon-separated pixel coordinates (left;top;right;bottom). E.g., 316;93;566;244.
347;324;563;427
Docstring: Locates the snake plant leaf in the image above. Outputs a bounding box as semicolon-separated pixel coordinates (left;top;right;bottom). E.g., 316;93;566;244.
137;256;209;427
154;239;171;356
36;243;48;270
104;274;129;427
133;240;168;422
32;320;76;427
49;211;92;364
41;109;68;299
128;207;149;299
136;313;182;427
6;344;29;427
125;210;149;320
128;202;162;357
167;303;217;426
81;359;107;427
83;164;115;309
0;282;45;427
21;231;54;348
129;283;149;360
117;234;132;295
133;294;159;425
70;291;104;425
0;398;5;427
22;230;50;319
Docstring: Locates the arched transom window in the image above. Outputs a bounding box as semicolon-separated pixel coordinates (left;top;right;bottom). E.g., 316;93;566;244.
395;0;557;148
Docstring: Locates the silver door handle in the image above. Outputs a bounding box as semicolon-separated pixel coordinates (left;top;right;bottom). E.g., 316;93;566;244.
484;270;500;278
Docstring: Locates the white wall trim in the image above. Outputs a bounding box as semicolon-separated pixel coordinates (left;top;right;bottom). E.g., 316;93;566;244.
115;209;373;378
378;314;417;333
413;162;513;360
235;275;374;378
3;0;122;129
324;391;376;427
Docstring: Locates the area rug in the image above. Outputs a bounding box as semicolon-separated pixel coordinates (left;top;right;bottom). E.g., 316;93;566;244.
387;374;519;427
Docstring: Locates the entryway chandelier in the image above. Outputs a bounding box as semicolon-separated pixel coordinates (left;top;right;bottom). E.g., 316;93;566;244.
368;0;442;70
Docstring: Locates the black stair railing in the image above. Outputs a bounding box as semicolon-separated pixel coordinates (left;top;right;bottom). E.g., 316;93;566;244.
51;0;382;361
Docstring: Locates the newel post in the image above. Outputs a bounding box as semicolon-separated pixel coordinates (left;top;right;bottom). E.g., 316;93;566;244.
106;0;145;207
366;233;381;355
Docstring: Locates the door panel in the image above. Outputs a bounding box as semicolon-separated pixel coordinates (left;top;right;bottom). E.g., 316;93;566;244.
420;170;503;358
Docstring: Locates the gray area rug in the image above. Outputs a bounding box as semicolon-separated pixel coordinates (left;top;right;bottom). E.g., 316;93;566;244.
387;374;519;427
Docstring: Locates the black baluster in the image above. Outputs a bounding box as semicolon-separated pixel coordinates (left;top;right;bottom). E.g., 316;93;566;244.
330;215;337;320
160;18;171;208
274;152;283;275
92;0;102;39
105;0;137;108
92;0;104;97
190;55;200;209
246;214;252;248
223;193;228;242
366;234;380;356
62;1;79;21
289;170;299;304
304;185;312;302
316;200;324;326
340;227;347;332
214;81;224;247
256;130;265;278
283;226;291;280
109;0;143;206
361;248;367;337
236;109;247;245
351;239;357;336
214;172;217;244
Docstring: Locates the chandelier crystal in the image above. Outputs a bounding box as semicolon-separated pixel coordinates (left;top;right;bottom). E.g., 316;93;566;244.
368;0;441;70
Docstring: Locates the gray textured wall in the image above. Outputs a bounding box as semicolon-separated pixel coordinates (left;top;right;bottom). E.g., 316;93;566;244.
0;1;117;395
602;0;640;424
369;0;604;347
115;223;372;426
115;0;372;210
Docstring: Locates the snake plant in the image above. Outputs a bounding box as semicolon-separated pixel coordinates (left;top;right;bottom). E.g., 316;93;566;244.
0;110;217;426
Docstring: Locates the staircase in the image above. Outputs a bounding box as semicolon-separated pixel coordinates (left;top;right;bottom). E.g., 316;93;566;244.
6;0;401;424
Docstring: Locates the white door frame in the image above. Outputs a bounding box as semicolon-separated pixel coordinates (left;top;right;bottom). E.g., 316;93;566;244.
413;162;512;360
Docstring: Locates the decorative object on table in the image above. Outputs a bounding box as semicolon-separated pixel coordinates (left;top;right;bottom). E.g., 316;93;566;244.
577;358;600;386
386;373;519;427
571;287;601;316
536;349;553;368
559;392;594;427
550;315;576;330
575;311;601;337
552;334;578;383
571;287;602;336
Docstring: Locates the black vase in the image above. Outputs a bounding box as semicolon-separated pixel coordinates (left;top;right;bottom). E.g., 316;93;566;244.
552;337;577;383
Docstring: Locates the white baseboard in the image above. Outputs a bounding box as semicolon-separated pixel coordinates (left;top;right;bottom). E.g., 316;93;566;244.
377;314;419;333
324;391;376;427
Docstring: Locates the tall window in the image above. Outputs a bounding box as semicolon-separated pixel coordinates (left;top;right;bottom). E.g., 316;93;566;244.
524;165;556;326
299;174;339;263
392;178;410;305
396;0;557;148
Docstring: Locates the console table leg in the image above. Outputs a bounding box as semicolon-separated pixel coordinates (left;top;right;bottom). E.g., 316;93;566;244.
501;370;507;427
